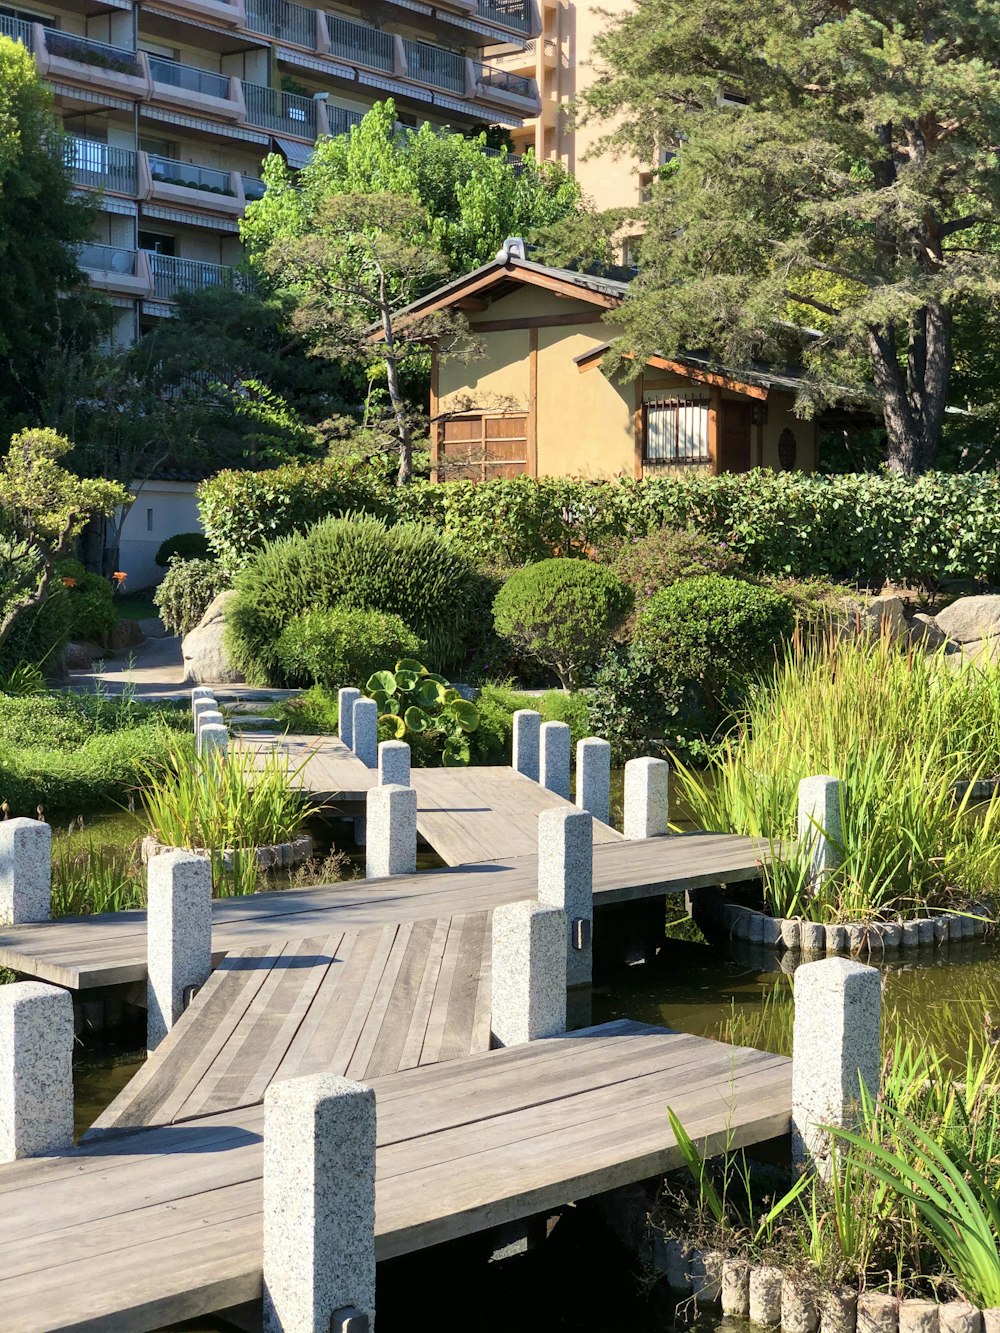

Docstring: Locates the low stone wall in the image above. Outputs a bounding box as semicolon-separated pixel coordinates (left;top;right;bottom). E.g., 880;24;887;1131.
141;834;313;871
715;902;990;958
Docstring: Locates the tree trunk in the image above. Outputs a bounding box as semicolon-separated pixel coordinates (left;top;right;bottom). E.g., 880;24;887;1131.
378;282;412;486
868;312;951;476
0;561;53;652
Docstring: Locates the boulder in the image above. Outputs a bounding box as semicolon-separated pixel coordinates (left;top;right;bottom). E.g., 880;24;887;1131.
63;640;105;670
181;590;242;685
908;612;950;651
102;619;144;652
962;637;1000;666
858;594;908;642
935;594;1000;644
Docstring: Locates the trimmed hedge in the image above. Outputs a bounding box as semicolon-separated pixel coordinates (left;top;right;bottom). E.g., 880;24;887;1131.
199;466;1000;586
154;558;231;636
274;608;423;690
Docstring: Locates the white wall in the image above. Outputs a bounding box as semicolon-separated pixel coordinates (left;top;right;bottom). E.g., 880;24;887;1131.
117;480;203;591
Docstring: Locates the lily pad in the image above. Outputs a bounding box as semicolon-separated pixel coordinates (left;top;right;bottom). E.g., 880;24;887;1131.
394;669;420;692
450;699;479;733
404;705;432;733
366;670;396;695
395;658;427;675
380;712;407;740
412;677;444;708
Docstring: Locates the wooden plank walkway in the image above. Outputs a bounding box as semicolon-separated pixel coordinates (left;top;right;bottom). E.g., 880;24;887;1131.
87;914;493;1136
0;832;770;990
244;731;622;865
0;1022;792;1333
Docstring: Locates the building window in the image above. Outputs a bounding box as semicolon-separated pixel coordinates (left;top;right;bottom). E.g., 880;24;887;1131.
643;394;711;464
439;413;528;481
146;507;154;532
778;427;797;471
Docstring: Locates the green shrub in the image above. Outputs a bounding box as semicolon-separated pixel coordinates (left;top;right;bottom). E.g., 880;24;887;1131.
155;532;211;567
154;558;231;636
634;574;795;707
274;607;424;690
587;645;697;764
0;695;92;748
493;558;632;689
608;526;745;627
55;561;116;642
226;515;480;684
367;661;480;766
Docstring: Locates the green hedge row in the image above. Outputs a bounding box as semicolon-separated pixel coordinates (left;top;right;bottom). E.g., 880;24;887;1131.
199;466;1000;585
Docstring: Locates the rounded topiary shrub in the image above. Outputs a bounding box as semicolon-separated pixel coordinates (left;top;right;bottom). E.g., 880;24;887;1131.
154;558;231;636
225;515;479;685
492;558;632;689
609;526;745;629
634;574;795;705
155;532;211;568
274;607;424;690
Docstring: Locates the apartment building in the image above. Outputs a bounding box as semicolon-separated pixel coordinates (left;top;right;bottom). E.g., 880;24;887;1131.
0;0;541;345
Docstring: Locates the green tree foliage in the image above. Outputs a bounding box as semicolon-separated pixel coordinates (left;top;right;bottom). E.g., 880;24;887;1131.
582;0;1000;474
241;100;583;276
0;37;102;436
274;607;423;690
493;558;632;689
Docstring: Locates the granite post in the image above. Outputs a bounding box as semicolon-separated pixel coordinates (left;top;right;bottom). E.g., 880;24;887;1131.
352;698;378;770
199;722;228;761
338;687;360;750
262;1073;376;1333
623;757;670;839
0;818;51;925
377;740;411;787
0;981;74;1162
365;784;417;879
490;899;567;1047
146;850;213;1051
792;956;881;1177
539;720;571;799
576;737;611;827
192;695;218;740
512;709;541;782
798;775;844;885
537;808;593;987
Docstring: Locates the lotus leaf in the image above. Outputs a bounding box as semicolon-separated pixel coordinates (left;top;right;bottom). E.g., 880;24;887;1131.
381;712;407;740
412;678;444;708
450;699;479;733
394;669;420;692
404;705;431;732
367;670;396;695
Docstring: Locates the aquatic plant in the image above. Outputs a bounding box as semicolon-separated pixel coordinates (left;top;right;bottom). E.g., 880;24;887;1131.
366;661;479;766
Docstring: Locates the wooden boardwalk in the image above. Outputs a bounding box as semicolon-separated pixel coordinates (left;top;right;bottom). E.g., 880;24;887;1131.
0;832;770;990
0;1021;792;1333
88;915;493;1136
245;732;622;865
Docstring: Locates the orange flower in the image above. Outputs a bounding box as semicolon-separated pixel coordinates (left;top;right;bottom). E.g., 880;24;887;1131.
61;576;77;588
112;571;127;584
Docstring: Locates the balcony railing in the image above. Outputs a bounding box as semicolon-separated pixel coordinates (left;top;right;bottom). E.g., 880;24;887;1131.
480;144;526;176
243;81;317;136
149;154;236;196
148;55;230;99
327;13;394;72
46;31;140;75
0;14;33;49
78;242;137;274
66;137;138;194
327;103;364;136
147;252;238;300
242;174;267;200
477;0;531;32
402;39;464;94
475;61;533;98
245;0;315;48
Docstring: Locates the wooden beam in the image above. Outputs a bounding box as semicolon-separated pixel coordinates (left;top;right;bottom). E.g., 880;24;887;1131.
471;311;607;334
708;386;722;476
577;347;770;401
429;353;440;483
633;375;644;480
456;298;490;312
527;327;538;477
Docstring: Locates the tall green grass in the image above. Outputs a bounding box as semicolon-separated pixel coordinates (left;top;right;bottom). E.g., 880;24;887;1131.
673;634;1000;922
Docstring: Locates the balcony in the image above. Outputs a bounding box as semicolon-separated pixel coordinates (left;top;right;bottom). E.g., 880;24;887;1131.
243;81;317;137
147;54;245;120
78;243;154;298
241;173;267;200
37;29;149;99
327;103;364;136
0;13;33;49
326;12;394;71
474;59;537;108
143;153;245;214
140;0;245;30
477;0;532;33
65;137;138;195
401;38;465;94
146;252;246;301
246;0;318;48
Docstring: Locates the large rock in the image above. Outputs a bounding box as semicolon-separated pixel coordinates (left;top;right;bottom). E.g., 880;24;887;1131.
935;594;1000;644
858;594;908;642
909;612;950;651
63;639;105;670
102;619;144;652
181;591;242;685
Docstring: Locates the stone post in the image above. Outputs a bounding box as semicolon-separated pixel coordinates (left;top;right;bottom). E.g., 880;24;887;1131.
792;956;881;1177
192;697;217;742
377;740;411;787
537;808;593;987
263;1073;376;1333
191;686;216;704
0;818;51;925
0;981;74;1162
352;697;378;769
490;899;567;1047
798;775;844;884
539;720;571;799
623;757;670;839
365;784;417;879
576;737;611;827
338;687;360;750
147;850;213;1051
199;723;228;761
512;709;541;781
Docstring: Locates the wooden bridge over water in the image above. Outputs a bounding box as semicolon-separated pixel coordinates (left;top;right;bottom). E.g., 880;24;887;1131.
0;732;792;1333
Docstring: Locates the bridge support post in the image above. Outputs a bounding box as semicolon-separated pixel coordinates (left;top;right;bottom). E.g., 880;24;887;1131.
576;737;611;827
377;740;411;787
623;757;670;839
0;817;51;925
537;808;593;987
147;850;213;1051
539;720;571;799
192;694;218;743
352;698;378;769
490;900;567;1047
365;784;417;878
0;980;73;1162
512;708;541;781
338;687;360;750
263;1073;376;1333
792;956;880;1178
797;775;843;885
